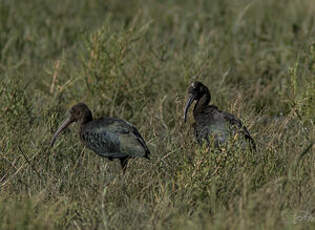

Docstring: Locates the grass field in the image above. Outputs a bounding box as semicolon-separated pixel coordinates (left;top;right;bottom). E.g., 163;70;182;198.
0;0;314;229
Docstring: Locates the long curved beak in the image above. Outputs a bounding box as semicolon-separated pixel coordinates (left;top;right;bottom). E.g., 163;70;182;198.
184;94;195;122
50;117;73;147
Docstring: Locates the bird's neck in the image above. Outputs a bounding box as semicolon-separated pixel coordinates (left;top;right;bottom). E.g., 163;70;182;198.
80;112;93;125
79;114;92;141
193;90;211;116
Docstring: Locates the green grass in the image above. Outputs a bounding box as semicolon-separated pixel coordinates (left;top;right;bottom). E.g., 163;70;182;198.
0;0;314;229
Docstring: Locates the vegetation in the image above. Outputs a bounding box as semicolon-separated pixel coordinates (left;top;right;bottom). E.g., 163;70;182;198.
0;0;314;229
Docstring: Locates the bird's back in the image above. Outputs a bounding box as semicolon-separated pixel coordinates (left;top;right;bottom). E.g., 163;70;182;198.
81;117;150;159
194;105;255;150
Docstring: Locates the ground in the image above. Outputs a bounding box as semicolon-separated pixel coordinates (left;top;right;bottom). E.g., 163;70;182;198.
0;0;314;229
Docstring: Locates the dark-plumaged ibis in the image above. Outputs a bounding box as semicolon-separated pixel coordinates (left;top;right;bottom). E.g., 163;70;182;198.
50;103;150;173
184;81;256;151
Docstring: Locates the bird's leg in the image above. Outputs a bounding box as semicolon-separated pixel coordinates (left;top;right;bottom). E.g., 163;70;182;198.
119;157;129;174
204;136;212;152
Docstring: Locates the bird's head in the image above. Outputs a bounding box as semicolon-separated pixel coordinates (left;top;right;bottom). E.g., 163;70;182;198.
184;81;210;122
50;103;92;147
68;103;92;123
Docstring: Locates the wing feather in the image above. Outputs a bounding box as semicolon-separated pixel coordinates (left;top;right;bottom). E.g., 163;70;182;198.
81;118;150;158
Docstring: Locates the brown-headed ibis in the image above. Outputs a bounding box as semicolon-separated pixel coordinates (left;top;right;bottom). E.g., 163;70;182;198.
184;81;256;151
50;103;150;173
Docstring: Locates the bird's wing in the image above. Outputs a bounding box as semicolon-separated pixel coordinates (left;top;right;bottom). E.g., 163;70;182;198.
117;120;150;158
83;119;150;158
222;111;256;151
81;124;122;158
194;106;230;145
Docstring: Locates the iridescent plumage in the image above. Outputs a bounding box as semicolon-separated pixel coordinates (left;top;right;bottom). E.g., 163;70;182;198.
51;103;150;172
184;81;256;151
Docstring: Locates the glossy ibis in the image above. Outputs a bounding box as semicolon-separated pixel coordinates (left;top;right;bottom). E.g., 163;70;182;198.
50;103;150;173
184;81;256;151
